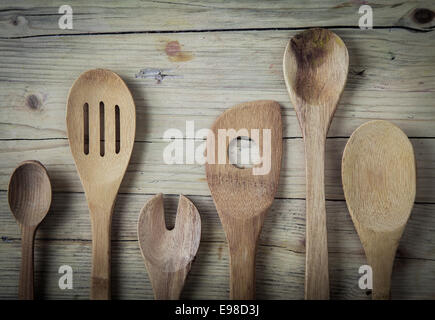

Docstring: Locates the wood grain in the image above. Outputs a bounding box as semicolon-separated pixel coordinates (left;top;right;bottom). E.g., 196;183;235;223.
138;194;201;299
0;29;434;141
0;0;433;38
342;120;416;299
0;0;434;300
1;193;435;299
66;69;136;299
1;137;435;202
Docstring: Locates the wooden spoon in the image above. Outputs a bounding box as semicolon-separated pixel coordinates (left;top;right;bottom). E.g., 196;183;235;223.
283;28;349;299
342;120;416;300
66;69;136;299
138;194;201;299
205;100;282;299
8;160;52;300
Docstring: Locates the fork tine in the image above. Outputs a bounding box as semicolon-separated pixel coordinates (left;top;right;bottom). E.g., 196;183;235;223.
174;195;201;233
139;194;166;233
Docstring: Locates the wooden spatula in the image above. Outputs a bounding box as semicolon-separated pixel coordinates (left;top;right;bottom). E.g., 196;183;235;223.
283;28;349;299
138;194;201;299
66;69;136;299
205;100;282;299
342;120;416;299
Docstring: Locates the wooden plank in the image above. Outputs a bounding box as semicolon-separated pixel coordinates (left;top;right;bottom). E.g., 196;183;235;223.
0;0;433;38
0;138;435;202
0;29;434;140
1;0;435;301
1;239;434;299
1;193;435;260
3;193;434;299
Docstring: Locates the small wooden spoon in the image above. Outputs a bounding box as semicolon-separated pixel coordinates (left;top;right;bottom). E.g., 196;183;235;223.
205;100;282;299
138;194;201;299
8;160;52;300
342;120;416;300
66;69;136;299
283;28;349;299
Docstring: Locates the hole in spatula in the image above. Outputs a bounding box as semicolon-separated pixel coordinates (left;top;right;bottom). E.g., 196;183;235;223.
228;136;260;169
115;105;120;154
100;101;105;157
83;103;89;155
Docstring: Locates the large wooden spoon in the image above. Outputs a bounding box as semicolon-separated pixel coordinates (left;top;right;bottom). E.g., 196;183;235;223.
283;28;349;299
66;69;136;299
8;160;52;300
138;194;201;299
205;100;282;299
342;120;416;299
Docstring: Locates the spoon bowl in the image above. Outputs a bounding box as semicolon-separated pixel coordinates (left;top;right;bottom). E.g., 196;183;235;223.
9;161;51;226
8;160;52;299
284;28;348;110
342;120;416;299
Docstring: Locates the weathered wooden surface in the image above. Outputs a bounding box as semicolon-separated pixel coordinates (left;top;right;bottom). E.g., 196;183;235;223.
0;0;435;299
1;193;435;299
1;138;435;202
0;0;434;38
1;29;435;140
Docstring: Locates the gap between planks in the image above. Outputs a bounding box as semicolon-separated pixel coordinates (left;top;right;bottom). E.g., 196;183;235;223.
1;25;433;40
0;190;435;205
2;238;434;263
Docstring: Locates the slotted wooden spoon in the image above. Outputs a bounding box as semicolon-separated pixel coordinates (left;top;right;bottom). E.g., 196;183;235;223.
205;100;282;299
138;194;201;299
342;120;416;299
283;28;349;299
66;69;136;299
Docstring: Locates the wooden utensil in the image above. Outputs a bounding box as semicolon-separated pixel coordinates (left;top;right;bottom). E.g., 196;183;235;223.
138;194;201;299
205;100;282;299
66;69;136;299
8;160;52;300
342;120;416;300
283;28;348;299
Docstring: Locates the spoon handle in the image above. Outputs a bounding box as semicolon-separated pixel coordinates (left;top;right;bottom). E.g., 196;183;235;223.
226;216;263;300
365;235;398;300
304;131;330;300
19;225;36;300
369;259;393;300
90;207;113;300
148;265;187;300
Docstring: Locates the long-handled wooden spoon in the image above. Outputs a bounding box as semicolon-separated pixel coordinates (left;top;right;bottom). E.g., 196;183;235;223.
205;100;282;299
66;69;136;299
283;28;349;299
8;160;52;300
138;194;201;299
342;120;416;300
